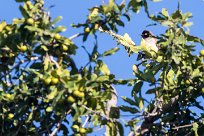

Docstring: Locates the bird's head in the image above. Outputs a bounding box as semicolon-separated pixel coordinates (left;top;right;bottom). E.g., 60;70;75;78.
141;30;153;39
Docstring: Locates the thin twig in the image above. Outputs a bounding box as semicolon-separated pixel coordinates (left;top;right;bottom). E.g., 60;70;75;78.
49;56;59;68
81;105;109;120
49;109;72;136
82;115;90;127
68;33;84;40
120;0;126;6
172;123;194;130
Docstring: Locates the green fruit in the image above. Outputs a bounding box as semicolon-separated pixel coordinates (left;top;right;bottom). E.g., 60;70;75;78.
51;77;59;85
84;27;90;33
79;128;86;134
7;113;14;119
62;45;68;51
185;80;191;85
44;78;51;85
73;90;85;98
18;45;27;52
78;92;85;98
54;33;61;40
26;18;34;25
156;56;163;62
201;88;204;93
67;96;75;103
72;125;79;132
200;50;204;56
4;94;12;100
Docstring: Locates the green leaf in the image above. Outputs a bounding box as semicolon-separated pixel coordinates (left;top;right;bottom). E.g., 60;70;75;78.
161;21;174;27
123;14;131;21
192;122;199;132
116;20;125;27
172;55;180;64
116;122;124;136
96;75;110;82
96;60;110;75
102;47;120;57
43;55;50;71
19;5;29;18
46;107;53;112
25;26;43;33
90;44;98;61
30;62;42;69
26;107;34;123
0;21;7;31
146;87;161;94
167;69;175;85
47;88;58;100
83;33;89;42
41;45;48;51
52;26;66;33
51;16;63;25
132;81;143;96
132;64;139;73
192;69;200;78
120;106;139;114
187;35;204;46
183;22;193;27
161;8;169;17
108;0;115;10
182;12;193;20
139;99;144;110
122;96;137;106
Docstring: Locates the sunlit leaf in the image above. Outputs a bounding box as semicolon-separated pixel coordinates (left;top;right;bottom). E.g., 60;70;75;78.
46;107;53;112
122;96;137;106
47;88;58;100
51;16;63;25
139;99;144;110
161;8;169;17
102;47;120;56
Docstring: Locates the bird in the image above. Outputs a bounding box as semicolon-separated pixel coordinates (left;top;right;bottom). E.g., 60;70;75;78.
137;30;158;60
141;30;158;52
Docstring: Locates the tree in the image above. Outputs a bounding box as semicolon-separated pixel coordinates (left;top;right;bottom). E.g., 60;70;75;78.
0;0;203;135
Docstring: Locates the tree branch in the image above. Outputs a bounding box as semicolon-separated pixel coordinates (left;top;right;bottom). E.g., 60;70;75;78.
172;123;193;130
49;109;72;136
82;115;90;127
139;95;179;135
68;33;84;40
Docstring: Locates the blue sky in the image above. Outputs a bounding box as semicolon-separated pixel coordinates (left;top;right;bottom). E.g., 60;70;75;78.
0;0;204;135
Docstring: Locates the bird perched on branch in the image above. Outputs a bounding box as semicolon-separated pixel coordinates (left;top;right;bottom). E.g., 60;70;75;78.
137;30;158;60
141;30;158;52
